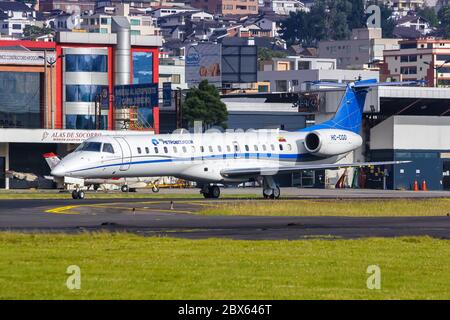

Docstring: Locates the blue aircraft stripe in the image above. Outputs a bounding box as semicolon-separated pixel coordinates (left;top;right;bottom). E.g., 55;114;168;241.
69;152;325;174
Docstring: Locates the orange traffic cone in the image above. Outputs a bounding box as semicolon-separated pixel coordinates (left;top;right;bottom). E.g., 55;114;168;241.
413;180;419;191
422;180;427;191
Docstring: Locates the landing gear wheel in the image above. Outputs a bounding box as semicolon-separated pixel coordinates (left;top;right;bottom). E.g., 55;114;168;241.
263;187;280;199
152;185;159;193
273;186;281;199
210;186;220;199
203;191;211;199
72;190;79;199
77;190;85;200
121;185;129;193
202;186;220;199
93;184;99;191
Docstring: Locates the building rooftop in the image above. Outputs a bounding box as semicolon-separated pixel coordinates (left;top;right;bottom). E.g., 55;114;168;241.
0;1;34;12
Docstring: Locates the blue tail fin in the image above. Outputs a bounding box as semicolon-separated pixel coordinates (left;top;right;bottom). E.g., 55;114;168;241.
302;78;376;134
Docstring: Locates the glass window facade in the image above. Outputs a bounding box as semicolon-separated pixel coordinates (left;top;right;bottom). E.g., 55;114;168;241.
100;18;111;25
138;108;153;127
65;54;108;72
66;85;107;102
66;115;107;130
130;19;141;26
0;72;41;128
132;51;153;84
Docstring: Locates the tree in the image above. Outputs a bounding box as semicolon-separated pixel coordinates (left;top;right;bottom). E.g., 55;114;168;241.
418;6;439;28
258;47;287;69
23;25;53;39
348;0;366;30
280;11;313;46
327;0;352;40
182;80;228;130
438;6;450;38
280;0;365;46
258;47;287;61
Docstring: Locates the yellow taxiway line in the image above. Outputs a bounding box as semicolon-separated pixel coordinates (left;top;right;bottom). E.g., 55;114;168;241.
45;200;211;215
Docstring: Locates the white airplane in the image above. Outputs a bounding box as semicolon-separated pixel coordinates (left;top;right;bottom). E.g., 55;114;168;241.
51;79;416;200
43;152;160;196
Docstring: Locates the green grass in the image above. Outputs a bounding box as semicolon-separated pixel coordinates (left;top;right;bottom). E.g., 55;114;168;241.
1;233;450;299
200;199;450;217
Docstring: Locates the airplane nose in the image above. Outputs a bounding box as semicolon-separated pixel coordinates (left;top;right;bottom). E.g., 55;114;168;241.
51;164;66;177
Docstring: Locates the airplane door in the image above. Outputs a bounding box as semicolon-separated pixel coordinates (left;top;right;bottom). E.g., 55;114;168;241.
114;137;132;171
232;141;240;159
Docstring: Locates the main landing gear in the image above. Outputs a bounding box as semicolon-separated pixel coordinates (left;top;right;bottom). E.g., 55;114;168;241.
201;185;221;199
71;189;85;200
262;176;281;199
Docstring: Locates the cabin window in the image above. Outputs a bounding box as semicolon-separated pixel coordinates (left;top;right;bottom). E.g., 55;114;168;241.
218;145;222;152
245;145;249;152
270;144;275;151
279;144;284;151
234;144;239;152
287;144;292;151
102;143;114;154
182;146;187;153
227;145;231;152
145;147;149;154
154;147;159;154
191;146;196;153
173;146;177;153
137;147;142;154
262;145;267;151
254;145;258;152
164;147;168;153
207;146;212;153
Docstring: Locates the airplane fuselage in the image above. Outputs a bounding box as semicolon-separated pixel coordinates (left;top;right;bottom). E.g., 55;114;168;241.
53;130;348;184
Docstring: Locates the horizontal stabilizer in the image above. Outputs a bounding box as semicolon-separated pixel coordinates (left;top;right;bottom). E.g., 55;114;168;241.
311;80;426;90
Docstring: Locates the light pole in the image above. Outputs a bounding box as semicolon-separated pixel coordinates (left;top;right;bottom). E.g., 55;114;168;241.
39;54;57;129
424;59;450;87
175;86;183;129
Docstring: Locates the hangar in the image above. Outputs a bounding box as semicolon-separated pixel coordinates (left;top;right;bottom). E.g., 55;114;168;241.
319;85;450;190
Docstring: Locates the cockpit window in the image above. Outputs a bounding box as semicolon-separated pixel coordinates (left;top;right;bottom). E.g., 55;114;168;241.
102;143;114;154
76;142;102;152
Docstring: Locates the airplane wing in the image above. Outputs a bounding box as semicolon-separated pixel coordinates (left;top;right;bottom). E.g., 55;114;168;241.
220;161;410;178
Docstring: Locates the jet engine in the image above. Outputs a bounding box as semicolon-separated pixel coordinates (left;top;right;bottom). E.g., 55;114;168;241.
304;129;362;157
